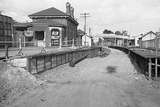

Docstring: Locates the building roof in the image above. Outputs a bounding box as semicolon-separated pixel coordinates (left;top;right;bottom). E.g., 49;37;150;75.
139;31;157;39
29;7;78;25
98;34;134;40
29;7;66;17
0;14;13;23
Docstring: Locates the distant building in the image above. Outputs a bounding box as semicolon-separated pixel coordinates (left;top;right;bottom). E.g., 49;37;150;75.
13;22;33;47
82;35;93;46
76;29;85;46
0;14;13;48
138;31;158;49
98;34;135;47
13;2;79;48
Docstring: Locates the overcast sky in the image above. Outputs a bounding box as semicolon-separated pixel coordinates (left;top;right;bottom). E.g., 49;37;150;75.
0;0;160;36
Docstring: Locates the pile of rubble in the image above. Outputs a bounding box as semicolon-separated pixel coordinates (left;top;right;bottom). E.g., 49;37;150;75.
0;61;44;105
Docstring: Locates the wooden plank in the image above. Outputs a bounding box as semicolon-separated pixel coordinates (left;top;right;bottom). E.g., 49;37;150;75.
155;58;158;79
151;63;160;67
56;55;62;66
37;57;44;73
45;56;52;70
148;58;152;80
30;58;37;74
27;58;31;72
52;55;56;68
65;53;68;63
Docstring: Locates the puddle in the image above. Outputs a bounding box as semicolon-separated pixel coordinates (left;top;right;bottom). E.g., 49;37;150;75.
46;80;72;85
106;66;117;74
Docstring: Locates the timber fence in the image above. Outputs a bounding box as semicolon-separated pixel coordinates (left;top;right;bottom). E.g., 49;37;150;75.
109;46;159;79
27;47;101;74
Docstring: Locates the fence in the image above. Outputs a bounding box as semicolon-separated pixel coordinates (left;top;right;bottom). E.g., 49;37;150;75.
109;46;160;79
0;39;83;49
27;47;101;74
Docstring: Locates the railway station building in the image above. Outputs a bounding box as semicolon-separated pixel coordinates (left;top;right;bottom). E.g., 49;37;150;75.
14;2;79;48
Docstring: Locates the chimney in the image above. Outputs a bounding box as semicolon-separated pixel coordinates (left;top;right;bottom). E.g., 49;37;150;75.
70;7;74;18
66;2;71;16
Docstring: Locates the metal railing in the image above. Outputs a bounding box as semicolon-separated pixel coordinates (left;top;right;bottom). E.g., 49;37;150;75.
0;39;83;48
0;39;90;58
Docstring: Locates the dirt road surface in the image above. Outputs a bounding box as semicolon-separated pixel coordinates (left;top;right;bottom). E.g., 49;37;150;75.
7;48;160;107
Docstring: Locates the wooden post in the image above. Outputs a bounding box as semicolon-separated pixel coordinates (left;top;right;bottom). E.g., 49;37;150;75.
148;58;152;80
27;58;31;73
56;55;57;67
5;45;9;59
51;56;52;68
35;58;38;73
61;55;62;65
155;58;158;79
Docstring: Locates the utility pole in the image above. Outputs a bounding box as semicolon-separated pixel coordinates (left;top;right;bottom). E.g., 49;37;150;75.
89;27;94;47
80;13;90;46
155;29;160;79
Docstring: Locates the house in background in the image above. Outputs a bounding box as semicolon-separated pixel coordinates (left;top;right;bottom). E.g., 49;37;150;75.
76;29;85;46
13;2;79;48
138;31;158;49
98;34;135;47
82;35;93;46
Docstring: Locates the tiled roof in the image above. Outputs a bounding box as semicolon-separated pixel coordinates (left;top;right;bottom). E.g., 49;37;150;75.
29;7;67;16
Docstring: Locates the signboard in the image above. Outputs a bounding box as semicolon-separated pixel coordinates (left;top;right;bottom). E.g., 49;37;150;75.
24;30;33;37
51;39;59;46
49;27;63;46
51;29;60;39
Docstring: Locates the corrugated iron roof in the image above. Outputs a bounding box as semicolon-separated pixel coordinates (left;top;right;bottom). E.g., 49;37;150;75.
98;34;134;40
139;31;157;39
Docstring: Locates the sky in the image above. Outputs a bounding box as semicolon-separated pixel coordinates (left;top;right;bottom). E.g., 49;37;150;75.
0;0;160;36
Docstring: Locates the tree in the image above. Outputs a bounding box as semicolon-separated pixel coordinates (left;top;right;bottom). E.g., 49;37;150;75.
122;30;128;36
103;29;114;34
115;31;122;35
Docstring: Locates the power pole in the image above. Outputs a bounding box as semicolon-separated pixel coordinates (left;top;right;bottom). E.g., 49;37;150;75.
80;13;90;46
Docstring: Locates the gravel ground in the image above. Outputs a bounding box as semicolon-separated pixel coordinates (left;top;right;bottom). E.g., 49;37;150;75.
5;48;160;107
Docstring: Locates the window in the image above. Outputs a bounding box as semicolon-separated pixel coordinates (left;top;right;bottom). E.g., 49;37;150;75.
35;31;44;40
